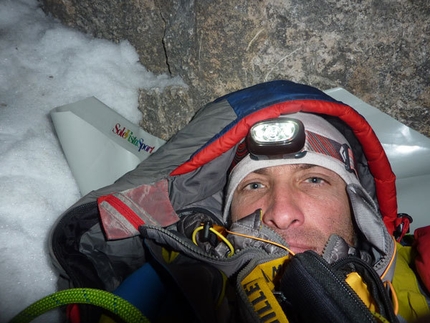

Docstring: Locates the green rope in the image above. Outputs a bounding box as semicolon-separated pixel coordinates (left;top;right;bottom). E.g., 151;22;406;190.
10;288;150;323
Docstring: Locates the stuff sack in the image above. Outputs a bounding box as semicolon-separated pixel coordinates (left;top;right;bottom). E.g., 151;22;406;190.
279;251;399;323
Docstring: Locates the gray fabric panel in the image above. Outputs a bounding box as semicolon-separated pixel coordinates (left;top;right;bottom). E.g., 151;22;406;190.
347;183;395;277
169;147;237;219
347;183;385;252
181;190;225;220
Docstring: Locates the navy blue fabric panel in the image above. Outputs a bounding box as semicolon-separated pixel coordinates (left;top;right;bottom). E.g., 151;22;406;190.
215;80;339;118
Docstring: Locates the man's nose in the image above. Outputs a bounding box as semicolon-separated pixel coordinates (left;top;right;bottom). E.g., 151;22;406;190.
262;185;305;230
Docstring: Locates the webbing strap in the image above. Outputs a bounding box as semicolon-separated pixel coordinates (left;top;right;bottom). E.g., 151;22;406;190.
241;255;291;323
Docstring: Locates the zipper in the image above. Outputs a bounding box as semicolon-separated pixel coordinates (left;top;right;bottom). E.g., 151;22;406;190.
331;255;398;322
310;253;376;322
331;255;381;281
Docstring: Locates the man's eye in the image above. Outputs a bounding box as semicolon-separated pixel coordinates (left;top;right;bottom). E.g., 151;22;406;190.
305;177;325;184
244;182;264;190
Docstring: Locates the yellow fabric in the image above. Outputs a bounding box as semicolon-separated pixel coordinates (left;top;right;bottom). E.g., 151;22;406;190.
392;243;430;322
161;247;179;263
345;272;377;312
241;255;291;323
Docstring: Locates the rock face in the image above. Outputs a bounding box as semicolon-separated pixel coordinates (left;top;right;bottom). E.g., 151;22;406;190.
41;0;429;140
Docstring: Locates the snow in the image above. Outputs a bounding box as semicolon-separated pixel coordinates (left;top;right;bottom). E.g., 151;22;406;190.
0;0;182;321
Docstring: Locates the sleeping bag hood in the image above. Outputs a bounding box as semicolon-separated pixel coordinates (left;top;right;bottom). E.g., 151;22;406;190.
49;80;407;299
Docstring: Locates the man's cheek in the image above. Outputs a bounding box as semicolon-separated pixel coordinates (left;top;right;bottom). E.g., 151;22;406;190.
231;199;252;221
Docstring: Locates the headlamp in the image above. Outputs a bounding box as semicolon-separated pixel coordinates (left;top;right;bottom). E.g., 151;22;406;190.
246;117;306;159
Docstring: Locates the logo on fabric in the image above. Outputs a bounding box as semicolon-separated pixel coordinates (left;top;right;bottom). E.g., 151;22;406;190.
112;123;155;153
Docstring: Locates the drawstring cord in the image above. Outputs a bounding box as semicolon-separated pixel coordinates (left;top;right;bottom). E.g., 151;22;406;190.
191;222;296;257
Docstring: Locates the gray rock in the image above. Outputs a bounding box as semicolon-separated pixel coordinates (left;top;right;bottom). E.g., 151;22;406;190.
41;0;430;139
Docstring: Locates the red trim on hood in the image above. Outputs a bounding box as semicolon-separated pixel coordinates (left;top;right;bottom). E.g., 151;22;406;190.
170;99;397;234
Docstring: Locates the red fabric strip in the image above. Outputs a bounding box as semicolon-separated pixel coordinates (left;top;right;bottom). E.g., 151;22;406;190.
98;194;145;230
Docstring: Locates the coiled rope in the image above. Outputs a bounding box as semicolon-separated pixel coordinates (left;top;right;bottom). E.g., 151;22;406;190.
10;288;150;323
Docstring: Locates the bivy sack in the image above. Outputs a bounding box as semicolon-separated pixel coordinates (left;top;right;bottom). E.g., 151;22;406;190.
43;80;408;323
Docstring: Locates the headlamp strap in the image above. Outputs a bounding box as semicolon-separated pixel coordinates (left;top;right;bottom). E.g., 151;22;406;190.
229;141;248;173
305;131;357;176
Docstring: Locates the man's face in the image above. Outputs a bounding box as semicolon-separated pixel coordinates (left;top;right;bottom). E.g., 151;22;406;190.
230;163;355;255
